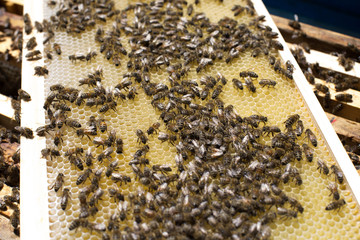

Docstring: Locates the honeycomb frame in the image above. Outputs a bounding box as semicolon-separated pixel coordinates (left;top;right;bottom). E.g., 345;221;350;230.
20;0;360;239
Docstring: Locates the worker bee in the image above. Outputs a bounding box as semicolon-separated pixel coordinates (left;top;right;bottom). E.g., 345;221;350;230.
240;71;258;78
158;132;177;145
331;165;344;184
335;93;352;102
327;182;340;200
147;122;160;136
34;66;49;76
314;83;329;94
302;143;313;162
14;126;34;139
25;50;42;61
317;160;329;175
288;197;304;213
127;87;138;100
53;43;61;55
76;169;93;185
109;188;124;202
305;129;317;147
232;78;243;90
325;199;346;211
211;85;223;99
244;77;256;93
98;117;107;132
152;164;172;174
86;50;97;62
129;158;149;166
294;119;304;136
10;209;20;229
65;119;82;129
106;160;119;177
286;60;295;73
115;138;123;154
65;147;84;157
53;130;63;146
85;148;94;167
50;173;64;192
136;129;148;144
277;207;297;219
284;114;300;129
18;89;32;102
99;102;117;113
89;188;104;207
41;148;60;160
259;79;276;88
69;155;84;171
111;173;131;185
61;188;71;210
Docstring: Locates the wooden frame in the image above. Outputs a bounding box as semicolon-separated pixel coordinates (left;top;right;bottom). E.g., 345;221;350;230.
19;0;360;239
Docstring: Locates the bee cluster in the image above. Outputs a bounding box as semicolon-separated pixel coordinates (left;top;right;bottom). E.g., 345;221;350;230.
19;0;360;239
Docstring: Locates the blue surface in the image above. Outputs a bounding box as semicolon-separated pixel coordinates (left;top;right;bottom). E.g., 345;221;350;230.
262;0;360;38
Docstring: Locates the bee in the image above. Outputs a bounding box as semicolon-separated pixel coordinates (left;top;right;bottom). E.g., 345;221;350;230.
18;89;32;102
41;148;60;160
294;119;304;136
65;119;82;129
302;143;313;162
119;201;129;221
76;169;93;185
34;66;49;76
69;155;84;171
332;103;343;114
77;127;97;139
129;158;149;166
50;173;64;192
231;78;243;90
147;122;160;136
53;130;63;146
87;116;98;132
134;145;150;159
187;4;194;15
115;138;123;154
136;129;148;144
325;199;346;211
304;71;315;84
53;43;61;55
106;160;119;177
277;207;297;219
65;147;84;157
317;160;329;175
288;197;304;213
158;132;177;145
284;114;300;129
331;165;344;184
26;49;42;62
244;77;256;93
127;87;138;100
111;173;131;185
34;21;43;32
10;209;20;229
217;72;227;85
98;117;107;132
61;188;71;210
262;126;280;136
314;83;329;94
259;79;276;88
305;129;317;147
108;188;124;203
14;126;34;139
286;60;295;73
335;93;352;102
152;164;172;174
85;148;94;167
196;58;213;73
89;188;104;207
211;85;223;99
327;182;340;200
86;50;97;62
99;102;117;113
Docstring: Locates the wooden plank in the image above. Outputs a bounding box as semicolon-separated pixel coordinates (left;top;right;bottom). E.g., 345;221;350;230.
0;93;17;129
326;112;360;144
253;0;360;205
20;0;49;239
0;9;23;29
271;15;360;58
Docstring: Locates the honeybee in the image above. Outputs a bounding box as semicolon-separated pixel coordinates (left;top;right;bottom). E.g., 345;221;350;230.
288;197;304;213
314;83;329;94
65;119;82;129
14;126;34;139
98;117;107;132
211;85;223;99
325;199;346;211
317;160;329;175
65;147;84;157
328;182;340;200
136;129;148;144
53;130;63;146
77;127;97;139
240;71;258;78
61;188;71;210
76;169;93;185
34;66;48;76
53;43;61;55
284;114;300;129
109;188;124;202
86;50;97;62
50;173;64;192
99;102;117;113
106;160;119;177
305;129;317;147
244;77;256;93
335;93;352;102
302;143;313;162
152;164;172;174
331;165;344;184
41;148;60;160
111;173;131;185
277;207;297;219
85;148;95;167
89;188;104;207
115;138;123;154
259;79;276;88
127;87;138;100
25;50;41;61
69;155;84;171
232;78;243;90
18;89;32;102
147;122;160;136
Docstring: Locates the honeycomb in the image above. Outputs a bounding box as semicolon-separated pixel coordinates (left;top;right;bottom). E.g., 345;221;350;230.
34;0;360;239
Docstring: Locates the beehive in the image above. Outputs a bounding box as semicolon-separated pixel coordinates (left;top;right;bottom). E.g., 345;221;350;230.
20;0;360;239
